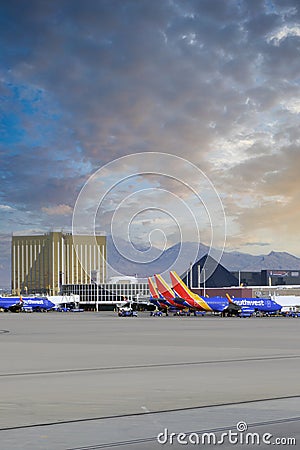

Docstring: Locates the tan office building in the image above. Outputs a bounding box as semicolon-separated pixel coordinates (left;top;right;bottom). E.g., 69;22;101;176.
12;232;106;295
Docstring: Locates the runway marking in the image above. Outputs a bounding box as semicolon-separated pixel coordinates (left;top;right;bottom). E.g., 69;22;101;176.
1;394;300;432
0;354;300;378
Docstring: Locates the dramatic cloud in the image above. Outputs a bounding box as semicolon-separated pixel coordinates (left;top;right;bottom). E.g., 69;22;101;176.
268;25;300;45
1;0;300;285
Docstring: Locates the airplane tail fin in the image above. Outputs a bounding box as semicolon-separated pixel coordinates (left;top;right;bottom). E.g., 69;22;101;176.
154;274;176;300
169;270;213;312
148;277;159;299
225;293;233;303
169;270;197;300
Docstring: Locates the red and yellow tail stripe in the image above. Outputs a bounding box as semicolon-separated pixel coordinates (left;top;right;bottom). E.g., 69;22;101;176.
154;274;176;300
169;271;193;298
169;271;212;312
148;277;159;299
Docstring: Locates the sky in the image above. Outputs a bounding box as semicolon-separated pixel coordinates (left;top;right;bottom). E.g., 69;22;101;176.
1;0;300;286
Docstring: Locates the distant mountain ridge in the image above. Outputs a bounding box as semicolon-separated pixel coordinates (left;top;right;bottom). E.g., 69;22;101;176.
107;237;300;277
221;250;300;272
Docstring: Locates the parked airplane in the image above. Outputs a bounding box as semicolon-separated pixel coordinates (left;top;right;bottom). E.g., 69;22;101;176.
0;296;55;312
20;296;55;311
169;271;239;314
225;294;282;316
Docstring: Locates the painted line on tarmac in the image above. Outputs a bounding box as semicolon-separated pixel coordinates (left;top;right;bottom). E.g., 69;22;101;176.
1;394;300;432
0;354;300;378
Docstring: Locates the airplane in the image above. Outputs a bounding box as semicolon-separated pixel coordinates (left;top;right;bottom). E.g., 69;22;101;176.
0;296;22;312
154;274;190;311
148;277;171;311
20;296;55;311
0;296;55;312
225;294;282;317
169;271;239;314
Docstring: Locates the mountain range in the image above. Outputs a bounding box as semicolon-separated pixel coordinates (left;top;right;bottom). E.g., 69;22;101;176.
106;236;300;277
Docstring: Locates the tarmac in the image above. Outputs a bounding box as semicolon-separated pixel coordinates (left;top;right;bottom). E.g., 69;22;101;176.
0;312;299;449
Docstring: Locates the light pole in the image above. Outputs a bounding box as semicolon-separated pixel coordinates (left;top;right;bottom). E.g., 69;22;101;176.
96;282;99;312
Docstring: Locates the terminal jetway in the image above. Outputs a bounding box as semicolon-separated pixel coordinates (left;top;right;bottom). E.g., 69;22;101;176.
46;294;80;309
271;295;300;313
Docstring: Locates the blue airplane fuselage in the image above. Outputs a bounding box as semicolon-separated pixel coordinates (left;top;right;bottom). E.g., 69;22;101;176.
232;298;281;314
0;296;55;311
172;296;230;313
21;297;55;310
0;297;21;310
202;297;229;312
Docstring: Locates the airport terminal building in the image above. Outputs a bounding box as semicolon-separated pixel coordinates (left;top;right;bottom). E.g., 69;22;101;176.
62;277;149;310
